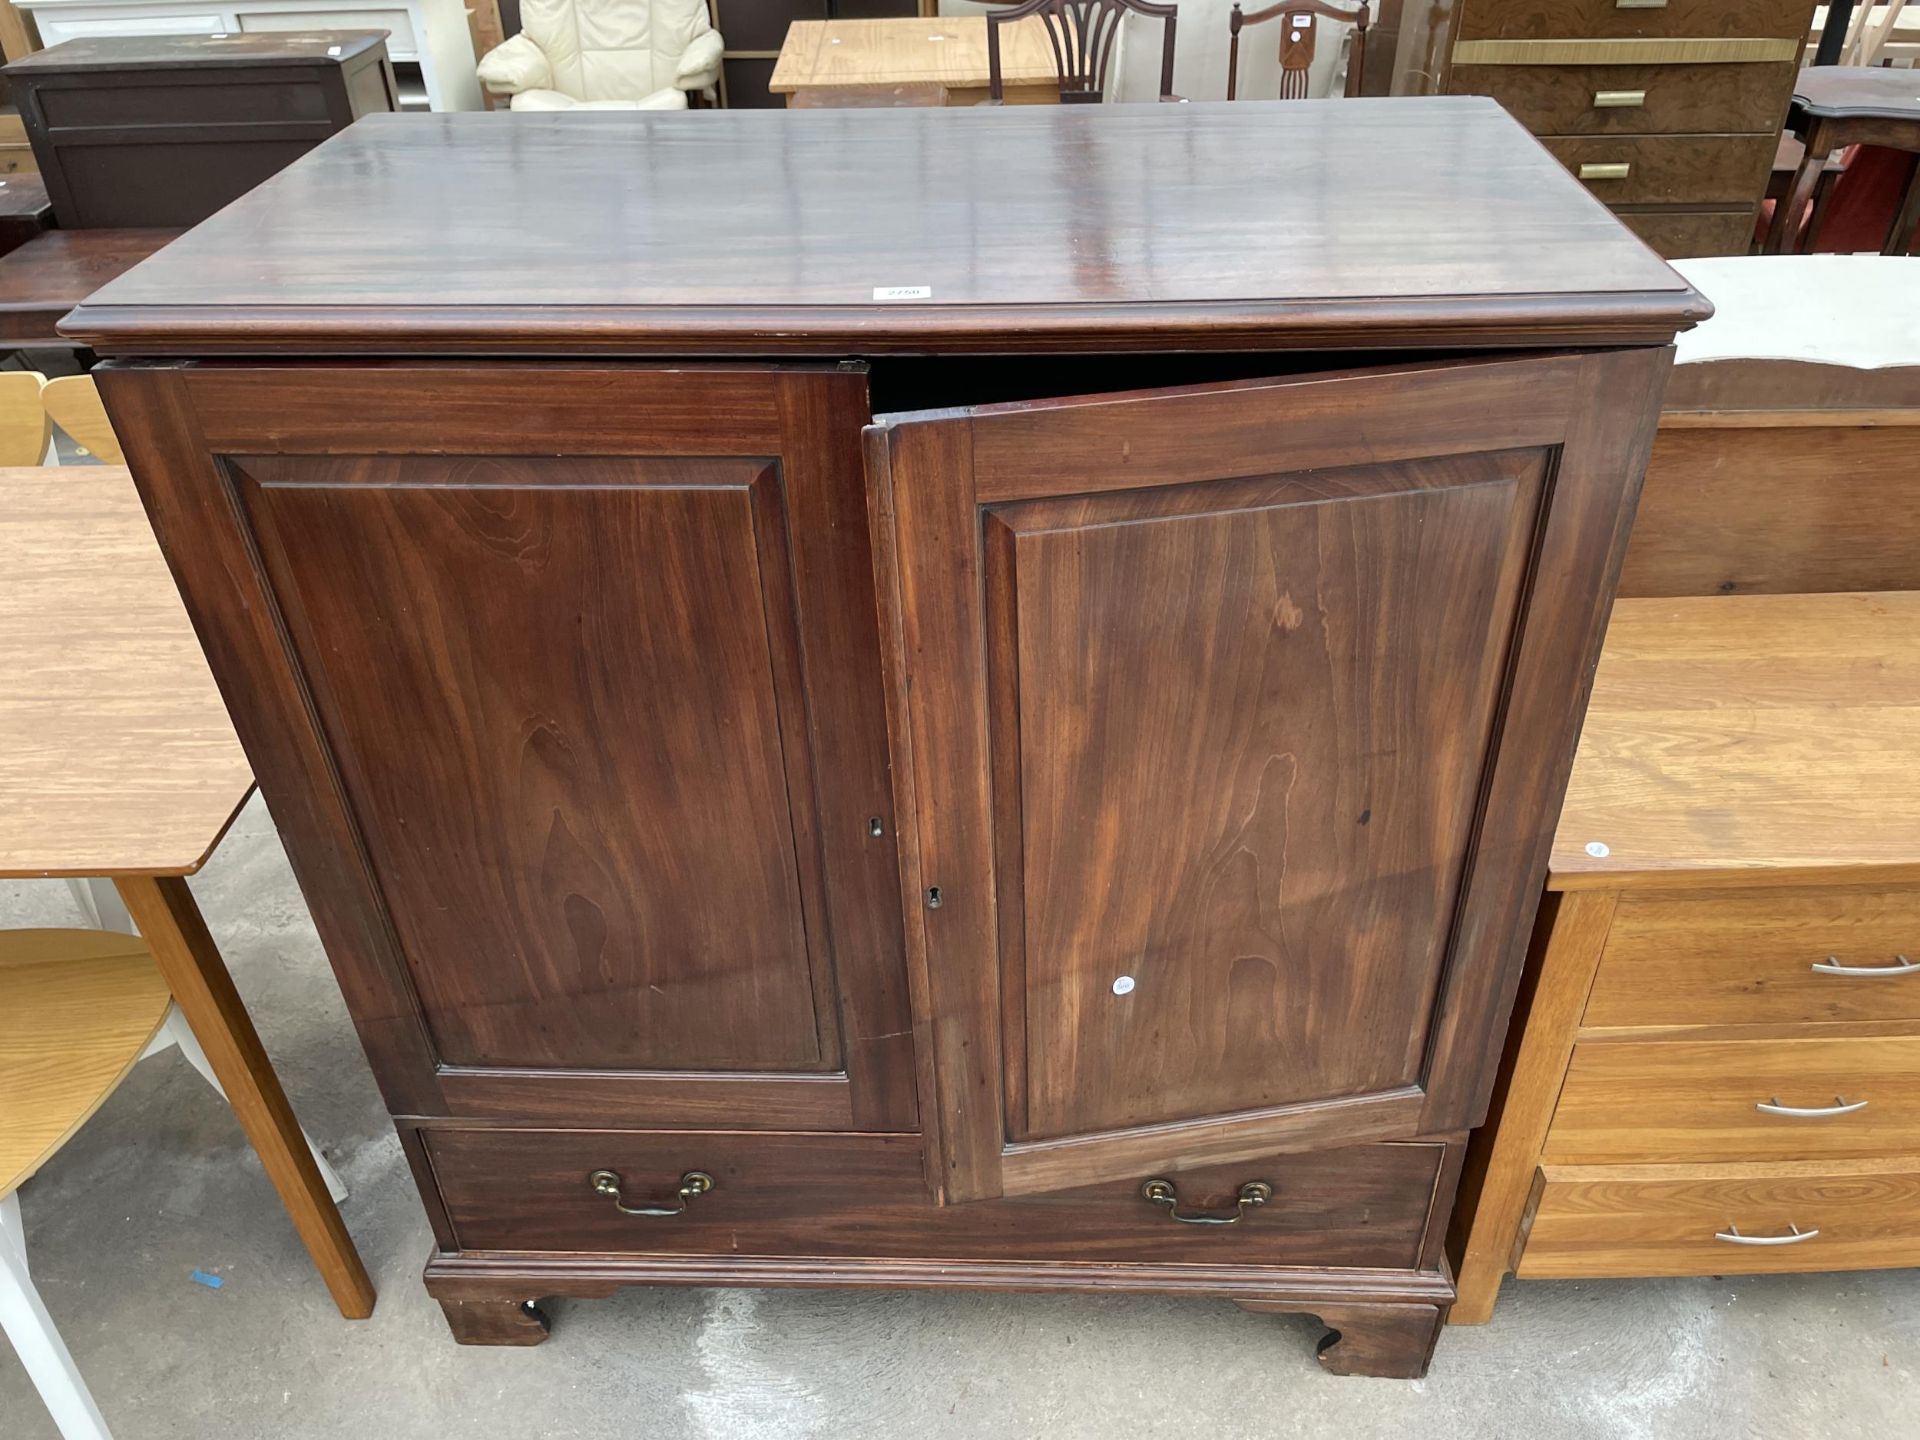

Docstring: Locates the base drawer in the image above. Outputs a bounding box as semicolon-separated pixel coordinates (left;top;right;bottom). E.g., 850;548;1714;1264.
1541;134;1776;206
423;1127;1446;1270
1587;888;1920;1029
1546;1036;1920;1163
1613;207;1755;258
1518;1160;1920;1277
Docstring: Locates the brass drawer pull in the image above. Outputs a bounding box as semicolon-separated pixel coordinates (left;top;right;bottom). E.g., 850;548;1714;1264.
1715;1223;1819;1247
1755;1095;1868;1118
1615;0;1667;9
588;1168;715;1217
1140;1177;1272;1224
1579;162;1632;181
1593;89;1646;109
1812;953;1918;977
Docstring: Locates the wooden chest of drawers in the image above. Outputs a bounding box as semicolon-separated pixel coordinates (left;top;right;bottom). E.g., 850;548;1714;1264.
1448;0;1817;257
1449;592;1920;1321
75;103;1699;1376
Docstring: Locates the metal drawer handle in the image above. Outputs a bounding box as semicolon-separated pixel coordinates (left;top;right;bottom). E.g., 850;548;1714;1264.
1755;1095;1868;1118
1616;0;1667;9
1593;89;1647;108
1579;162;1632;181
1812;953;1917;977
1716;1223;1819;1246
1140;1178;1272;1225
588;1168;714;1217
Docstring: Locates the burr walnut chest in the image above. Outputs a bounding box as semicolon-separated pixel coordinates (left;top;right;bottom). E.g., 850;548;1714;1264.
69;100;1703;1377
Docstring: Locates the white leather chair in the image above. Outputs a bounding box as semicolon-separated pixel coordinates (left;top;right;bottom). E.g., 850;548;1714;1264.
476;0;723;111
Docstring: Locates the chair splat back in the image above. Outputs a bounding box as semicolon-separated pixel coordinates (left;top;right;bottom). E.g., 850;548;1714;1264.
1229;0;1369;101
988;0;1180;104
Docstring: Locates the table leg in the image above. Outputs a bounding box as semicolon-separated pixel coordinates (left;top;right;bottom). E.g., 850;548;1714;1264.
114;874;375;1320
1886;153;1920;256
1765;141;1830;254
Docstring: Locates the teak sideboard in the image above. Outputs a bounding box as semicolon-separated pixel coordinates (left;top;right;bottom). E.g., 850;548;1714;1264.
69;102;1705;1378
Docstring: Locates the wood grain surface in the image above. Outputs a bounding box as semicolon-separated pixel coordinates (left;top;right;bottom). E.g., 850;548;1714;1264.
770;18;1061;99
1452;61;1796;137
1551;592;1920;890
61;104;1704;357
0;465;253;878
1456;0;1813;43
0;228;179;345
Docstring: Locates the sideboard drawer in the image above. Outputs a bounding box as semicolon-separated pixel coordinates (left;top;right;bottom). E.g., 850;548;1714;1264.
1614;207;1754;258
1541;134;1777;206
425;1127;1446;1270
1546;1036;1920;1163
1454;61;1794;136
1586;889;1920;1029
1518;1159;1920;1277
1458;0;1813;43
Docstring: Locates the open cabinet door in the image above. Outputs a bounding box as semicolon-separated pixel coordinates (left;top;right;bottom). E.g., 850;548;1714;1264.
867;350;1670;1204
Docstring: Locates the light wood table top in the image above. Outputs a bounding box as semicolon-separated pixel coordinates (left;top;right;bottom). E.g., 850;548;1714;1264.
1552;591;1920;891
0;465;253;878
769;17;1062;105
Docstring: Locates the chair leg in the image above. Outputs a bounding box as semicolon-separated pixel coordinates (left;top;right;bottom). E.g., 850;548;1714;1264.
0;1192;115;1440
155;1006;351;1205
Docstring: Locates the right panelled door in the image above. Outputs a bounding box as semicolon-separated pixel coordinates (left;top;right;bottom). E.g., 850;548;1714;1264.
867;350;1671;1204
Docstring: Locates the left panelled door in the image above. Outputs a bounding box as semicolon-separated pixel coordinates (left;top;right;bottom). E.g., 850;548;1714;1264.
100;363;917;1132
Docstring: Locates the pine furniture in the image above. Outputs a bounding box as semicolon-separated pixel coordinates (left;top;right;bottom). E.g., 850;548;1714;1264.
770;16;1063;105
70;100;1703;1377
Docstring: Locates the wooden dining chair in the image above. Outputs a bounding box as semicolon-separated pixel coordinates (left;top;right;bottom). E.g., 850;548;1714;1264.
1228;0;1369;101
987;0;1180;105
0;371;50;465
41;375;124;465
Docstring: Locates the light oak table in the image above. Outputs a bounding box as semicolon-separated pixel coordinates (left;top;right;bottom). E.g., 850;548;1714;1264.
0;464;374;1320
769;17;1062;108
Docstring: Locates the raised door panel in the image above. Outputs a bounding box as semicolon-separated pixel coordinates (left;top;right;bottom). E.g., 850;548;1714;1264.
869;351;1671;1202
235;455;832;1073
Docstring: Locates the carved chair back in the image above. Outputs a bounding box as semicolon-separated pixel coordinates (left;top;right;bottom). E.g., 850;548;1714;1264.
987;0;1180;104
1228;0;1369;101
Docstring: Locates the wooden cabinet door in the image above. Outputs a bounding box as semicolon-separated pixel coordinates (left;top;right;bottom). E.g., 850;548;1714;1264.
101;363;916;1132
867;351;1670;1202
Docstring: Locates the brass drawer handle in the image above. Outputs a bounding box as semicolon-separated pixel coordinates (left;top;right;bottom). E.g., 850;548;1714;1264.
1593;89;1646;109
1615;0;1667;9
1140;1177;1272;1225
1812;953;1917;977
1715;1223;1819;1247
588;1168;715;1217
1579;162;1632;181
1755;1095;1868;1118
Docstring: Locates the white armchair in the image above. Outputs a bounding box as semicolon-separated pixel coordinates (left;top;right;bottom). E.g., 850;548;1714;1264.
478;0;723;111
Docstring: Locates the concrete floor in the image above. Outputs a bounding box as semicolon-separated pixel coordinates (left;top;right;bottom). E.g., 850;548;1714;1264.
2;795;1915;1439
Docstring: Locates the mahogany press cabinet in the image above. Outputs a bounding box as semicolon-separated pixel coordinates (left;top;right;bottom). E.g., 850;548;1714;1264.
66;102;1706;1377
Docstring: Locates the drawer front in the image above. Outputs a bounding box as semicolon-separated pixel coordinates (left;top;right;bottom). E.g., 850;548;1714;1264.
1542;133;1776;205
1458;0;1814;43
1614;206;1754;257
425;1128;1445;1269
1455;61;1794;136
1547;1036;1920;1163
1587;889;1920;1029
1518;1160;1920;1277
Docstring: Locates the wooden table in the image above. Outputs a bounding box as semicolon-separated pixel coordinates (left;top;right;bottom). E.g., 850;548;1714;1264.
769;17;1061;108
1766;65;1920;254
0;465;374;1319
0;228;179;349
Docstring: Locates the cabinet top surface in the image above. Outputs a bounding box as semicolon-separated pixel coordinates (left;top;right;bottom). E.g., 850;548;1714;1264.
64;102;1706;356
5;31;389;73
1552;591;1920;892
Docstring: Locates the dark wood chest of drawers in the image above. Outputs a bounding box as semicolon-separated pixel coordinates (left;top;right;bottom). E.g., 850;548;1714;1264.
1447;0;1817;257
72;101;1701;1377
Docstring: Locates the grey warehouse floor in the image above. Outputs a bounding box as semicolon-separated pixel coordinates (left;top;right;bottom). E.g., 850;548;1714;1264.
3;795;1915;1439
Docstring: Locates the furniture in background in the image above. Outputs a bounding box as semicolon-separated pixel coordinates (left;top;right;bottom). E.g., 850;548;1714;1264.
4;33;395;230
0;364;45;457
987;0;1177;103
0;102;33;173
477;0;720;110
0;461;376;1437
770;16;1062;105
72;100;1701;1377
39;371;118;459
0;173;52;256
1445;0;1820;258
0;226;175;352
8;0;481;110
1229;0;1366;100
1766;67;1920;254
711;0;922;110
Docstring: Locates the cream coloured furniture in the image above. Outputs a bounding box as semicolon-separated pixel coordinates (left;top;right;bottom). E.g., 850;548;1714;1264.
10;0;483;109
477;0;720;110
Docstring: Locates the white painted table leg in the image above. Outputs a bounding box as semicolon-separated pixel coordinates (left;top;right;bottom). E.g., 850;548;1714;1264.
0;1191;115;1440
